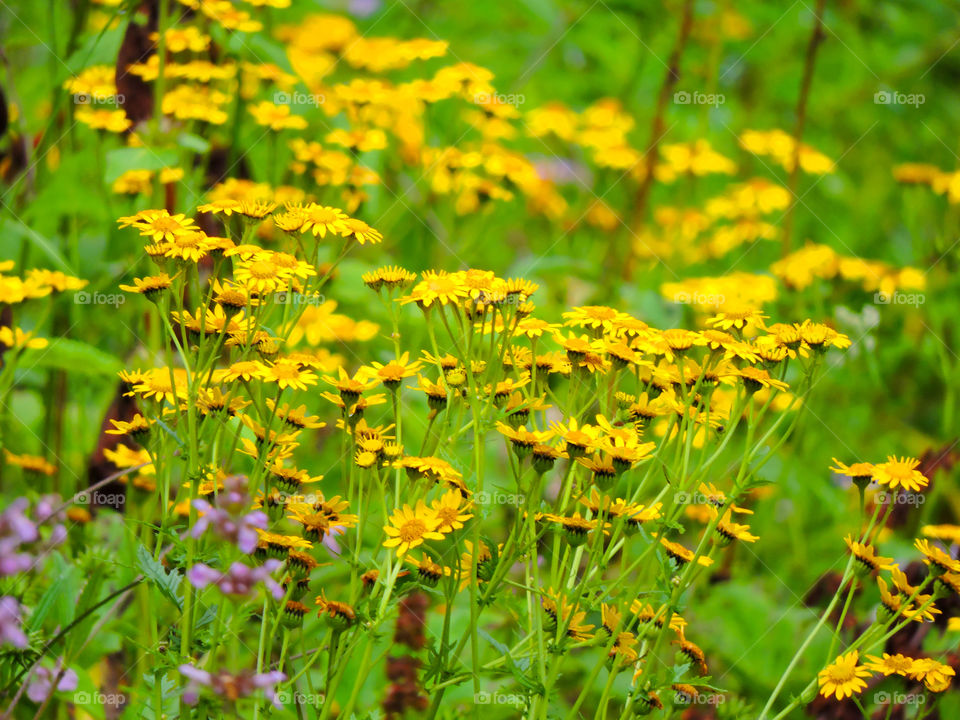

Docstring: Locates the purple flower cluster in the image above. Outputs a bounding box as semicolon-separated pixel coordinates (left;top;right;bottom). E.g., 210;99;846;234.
187;476;266;554
26;659;78;703
0;499;38;576
0;495;68;578
179;664;286;707
0;596;28;648
187;559;284;601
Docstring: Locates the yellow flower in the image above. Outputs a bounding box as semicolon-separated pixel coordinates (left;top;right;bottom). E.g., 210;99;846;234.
337;217;383;245
844;535;895;573
876;577;933;623
706;306;767;332
872;456;928;492
712;508;759;544
818;651;872;700
124;367;188;404
361;352;423;389
408;375;449;410
362;265;416;292
542;590;595;641
382;501;445;556
234;256;291;294
237;200;277;219
830;458;876;483
737;366;789;393
222;360;268;383
315;594;356;627
154;26;210;53
197;198;244;216
798;320;850;351
119;210;198;242
514;317;561;339
299;204;348;237
865;653;917;677
63;65;116;100
406;555;449;586
659;536;713;568
162;84;229;124
161;231;217;263
326;127;388;152
249;101;308;131
399;271;468;308
0;326;48;349
562;305;625;332
909;657;955;693
263;360;318;391
119;274;172;300
431;490;473;533
76;108;132;133
256;530;312;555
105;414;153;437
495;422;553;455
915;539;960;574
3;450;57;476
672;630;709;675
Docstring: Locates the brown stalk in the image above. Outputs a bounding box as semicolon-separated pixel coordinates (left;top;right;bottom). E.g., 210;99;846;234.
619;0;695;281
781;0;828;256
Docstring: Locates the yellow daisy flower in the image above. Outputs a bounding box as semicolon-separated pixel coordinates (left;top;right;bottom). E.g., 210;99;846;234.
382;501;445;557
818;651;872;700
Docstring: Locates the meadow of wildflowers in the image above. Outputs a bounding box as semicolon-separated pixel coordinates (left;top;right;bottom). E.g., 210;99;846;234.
0;1;958;719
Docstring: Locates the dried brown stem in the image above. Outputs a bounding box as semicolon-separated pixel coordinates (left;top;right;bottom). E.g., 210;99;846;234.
781;0;828;255
619;0;695;281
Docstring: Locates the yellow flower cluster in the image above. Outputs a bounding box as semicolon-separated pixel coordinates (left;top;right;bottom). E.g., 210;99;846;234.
771;242;926;294
740;128;835;174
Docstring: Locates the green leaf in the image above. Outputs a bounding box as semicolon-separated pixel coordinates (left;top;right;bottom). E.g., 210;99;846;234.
26;561;72;632
0;217;73;273
104;147;180;183
19;338;124;377
142;673;180;720
27;553;81;632
479;630;535;688
66;562;108;656
136;543;183;612
177;132;210;154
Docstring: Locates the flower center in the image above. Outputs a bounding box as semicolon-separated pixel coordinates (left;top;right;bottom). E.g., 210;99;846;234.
248;261;278;279
399;519;427;542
